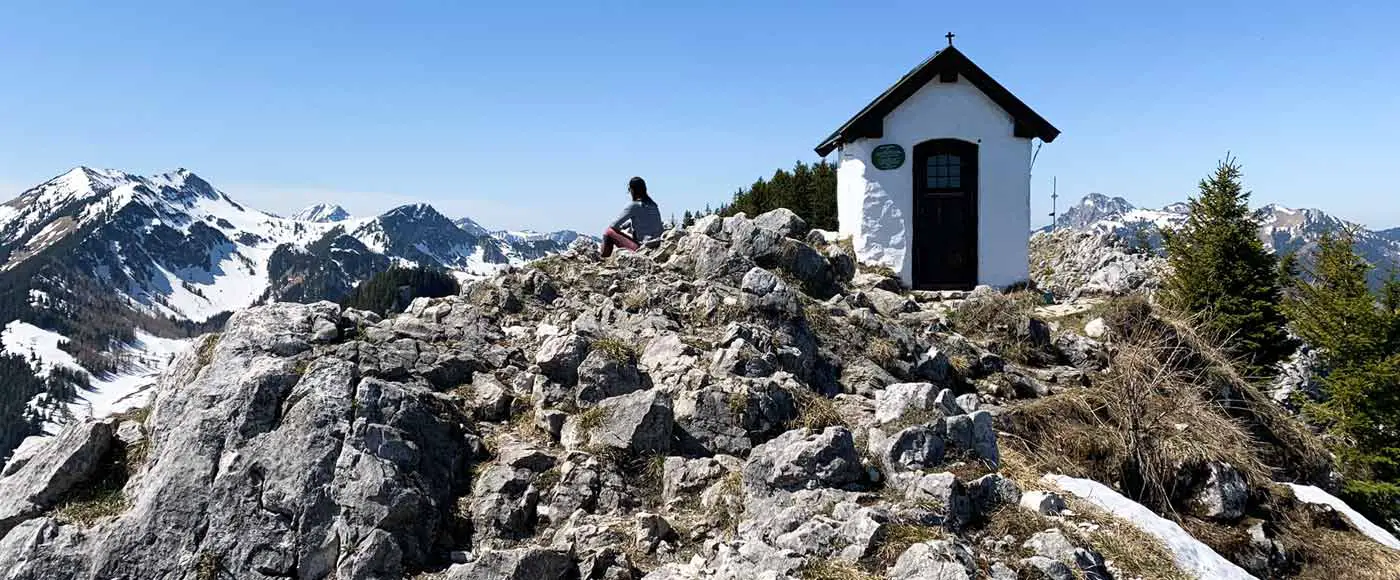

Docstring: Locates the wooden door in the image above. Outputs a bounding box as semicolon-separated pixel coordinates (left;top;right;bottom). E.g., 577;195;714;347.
912;139;978;290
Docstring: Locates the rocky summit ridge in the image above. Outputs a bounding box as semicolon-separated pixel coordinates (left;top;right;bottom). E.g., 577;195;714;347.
0;209;1395;579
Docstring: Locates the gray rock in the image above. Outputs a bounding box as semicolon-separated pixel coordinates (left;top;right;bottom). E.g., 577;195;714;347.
1187;462;1248;521
875;382;941;425
954;393;979;413
1024;529;1112;579
742;427;865;493
968;473;1022;514
1084;317;1108;339
1024;529;1078;562
773;516;841;556
836;507;890;560
904;472;972;527
466;376;514;421
839;357;898;396
536;408;568;440
934;388;962;415
0;421;113;536
0;302;485;578
661;456;736;503
866;288;918;317
445;547;575;579
311;318;340;343
709;338;776;378
990;562;1019;580
874;423;947;473
1020;556;1075;580
752;208;809;239
470;463;543;541
536;333;591;386
914;347;953;383
633;512;675;553
1055;333;1109;371
672;380;796;456
888;540;976;580
690;214;724;236
575;350;645;407
562;389;674;455
970;410;999;466
1271;344;1324;409
115;420;145;447
1020;491;1067;515
741;267;783;296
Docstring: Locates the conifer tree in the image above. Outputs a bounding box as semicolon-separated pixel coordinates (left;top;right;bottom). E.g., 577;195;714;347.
1285;230;1400;522
1161;156;1291;374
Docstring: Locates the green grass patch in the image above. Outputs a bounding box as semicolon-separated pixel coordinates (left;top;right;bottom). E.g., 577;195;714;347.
591;337;638;363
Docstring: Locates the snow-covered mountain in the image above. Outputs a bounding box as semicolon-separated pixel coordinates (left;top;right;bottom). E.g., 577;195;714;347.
453;216;491;237
290;203;351;223
1044;193;1400;286
0;167;583;461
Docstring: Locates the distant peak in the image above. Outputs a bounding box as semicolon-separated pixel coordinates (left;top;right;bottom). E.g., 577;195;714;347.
384;203;443;218
292;203;352;223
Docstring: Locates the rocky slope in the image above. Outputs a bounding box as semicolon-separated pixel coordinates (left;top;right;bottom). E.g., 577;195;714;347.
1;209;1394;579
0;168;583;463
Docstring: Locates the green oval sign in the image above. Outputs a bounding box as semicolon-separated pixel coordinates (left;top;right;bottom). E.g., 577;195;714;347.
871;144;905;170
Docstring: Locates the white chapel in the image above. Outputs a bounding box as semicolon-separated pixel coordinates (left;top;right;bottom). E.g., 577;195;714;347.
815;37;1060;291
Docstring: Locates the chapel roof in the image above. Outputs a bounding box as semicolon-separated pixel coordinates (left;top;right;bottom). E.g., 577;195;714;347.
814;45;1060;157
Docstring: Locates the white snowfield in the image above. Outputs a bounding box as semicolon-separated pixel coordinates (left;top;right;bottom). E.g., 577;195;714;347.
1284;483;1400;550
1043;474;1258;580
2;321;188;425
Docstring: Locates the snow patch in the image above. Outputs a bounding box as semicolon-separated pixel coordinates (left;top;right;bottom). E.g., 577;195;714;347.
2;321;189;423
1043;474;1258;580
2;321;75;379
1284;483;1400;550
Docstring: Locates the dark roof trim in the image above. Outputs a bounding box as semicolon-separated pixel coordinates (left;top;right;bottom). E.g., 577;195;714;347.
815;46;1059;157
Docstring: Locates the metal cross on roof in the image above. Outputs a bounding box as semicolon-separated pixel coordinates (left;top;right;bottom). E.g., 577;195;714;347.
946;32;955;46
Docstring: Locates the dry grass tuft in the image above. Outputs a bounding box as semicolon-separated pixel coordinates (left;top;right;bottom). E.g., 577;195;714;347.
194;333;221;372
865;338;899;368
946;291;1054;364
798;559;879;580
195;551;219;580
1269;487;1400;579
1066;497;1194;580
109;406;150;425
1000;326;1270;512
1154;314;1333;484
712;472;745;535
55;487;127;526
790;388;847;431
872;523;946;568
981;505;1050;541
591;337;638;363
576;405;610;434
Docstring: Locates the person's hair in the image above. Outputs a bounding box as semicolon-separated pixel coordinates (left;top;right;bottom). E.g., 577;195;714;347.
628;176;655;206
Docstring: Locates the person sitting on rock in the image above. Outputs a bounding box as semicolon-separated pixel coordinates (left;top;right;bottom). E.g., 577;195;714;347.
600;176;663;258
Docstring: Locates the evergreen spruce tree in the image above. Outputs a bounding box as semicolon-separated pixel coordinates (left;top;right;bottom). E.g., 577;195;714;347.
1285;230;1400;522
1161;156;1291;374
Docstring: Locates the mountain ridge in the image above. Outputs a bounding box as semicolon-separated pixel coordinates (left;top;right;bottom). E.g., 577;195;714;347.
0;166;585;461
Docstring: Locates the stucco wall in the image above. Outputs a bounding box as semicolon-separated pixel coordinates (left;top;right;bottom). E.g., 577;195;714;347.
835;75;1032;288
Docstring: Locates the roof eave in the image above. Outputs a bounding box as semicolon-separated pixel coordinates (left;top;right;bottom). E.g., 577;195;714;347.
813;46;1060;154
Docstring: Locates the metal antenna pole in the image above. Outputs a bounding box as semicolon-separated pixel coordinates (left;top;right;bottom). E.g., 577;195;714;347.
1049;176;1058;231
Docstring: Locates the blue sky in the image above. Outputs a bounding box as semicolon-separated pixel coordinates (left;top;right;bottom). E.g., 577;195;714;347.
2;1;1397;232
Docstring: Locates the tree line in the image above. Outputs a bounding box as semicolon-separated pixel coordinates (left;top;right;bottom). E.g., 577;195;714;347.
680;160;837;231
340;266;460;316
